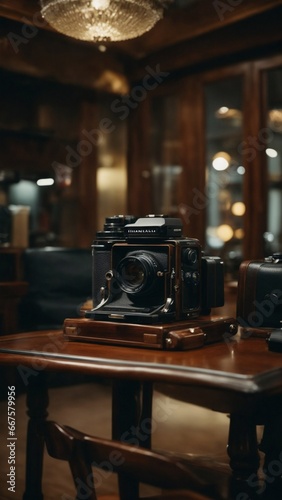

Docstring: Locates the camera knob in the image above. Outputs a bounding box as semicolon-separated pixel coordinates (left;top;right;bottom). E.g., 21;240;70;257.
184;271;199;284
183;248;198;264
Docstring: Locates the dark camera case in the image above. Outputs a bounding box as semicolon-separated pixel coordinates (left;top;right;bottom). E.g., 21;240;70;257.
237;256;282;329
267;329;282;352
63;316;238;350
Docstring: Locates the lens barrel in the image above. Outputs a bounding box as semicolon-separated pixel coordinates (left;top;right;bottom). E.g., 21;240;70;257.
116;252;161;296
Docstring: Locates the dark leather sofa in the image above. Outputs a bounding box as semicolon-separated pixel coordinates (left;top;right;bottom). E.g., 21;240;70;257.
18;247;92;331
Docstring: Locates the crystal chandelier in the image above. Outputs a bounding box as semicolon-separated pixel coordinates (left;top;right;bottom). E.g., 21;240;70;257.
40;0;171;42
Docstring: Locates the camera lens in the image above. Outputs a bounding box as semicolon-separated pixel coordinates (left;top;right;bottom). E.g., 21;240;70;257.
116;251;161;296
183;248;198;264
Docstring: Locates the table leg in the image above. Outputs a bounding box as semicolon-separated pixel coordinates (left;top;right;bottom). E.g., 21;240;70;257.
258;398;282;497
227;413;260;478
112;380;153;500
23;371;49;500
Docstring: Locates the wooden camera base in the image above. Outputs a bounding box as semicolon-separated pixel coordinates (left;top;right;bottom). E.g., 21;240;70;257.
63;316;238;350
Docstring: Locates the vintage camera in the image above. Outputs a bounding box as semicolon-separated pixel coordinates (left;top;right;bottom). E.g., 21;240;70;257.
85;215;224;324
90;215;138;308
237;253;282;329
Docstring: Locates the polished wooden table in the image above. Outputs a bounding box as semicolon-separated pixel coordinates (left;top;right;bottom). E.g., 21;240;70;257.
1;327;282;499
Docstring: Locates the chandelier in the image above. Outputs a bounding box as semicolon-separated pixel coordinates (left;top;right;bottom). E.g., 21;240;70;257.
40;0;171;42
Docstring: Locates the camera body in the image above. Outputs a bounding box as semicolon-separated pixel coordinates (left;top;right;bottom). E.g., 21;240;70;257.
86;215;224;324
237;253;282;329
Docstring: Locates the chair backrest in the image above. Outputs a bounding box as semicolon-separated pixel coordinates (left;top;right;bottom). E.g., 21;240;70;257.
18;247;92;330
44;420;222;500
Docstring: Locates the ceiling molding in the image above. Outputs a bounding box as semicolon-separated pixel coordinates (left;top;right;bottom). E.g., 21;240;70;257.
129;6;282;81
114;0;282;59
0;16;130;93
0;0;281;60
0;0;281;91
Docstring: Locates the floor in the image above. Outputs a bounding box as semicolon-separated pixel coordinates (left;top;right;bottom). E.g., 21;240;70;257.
0;372;237;500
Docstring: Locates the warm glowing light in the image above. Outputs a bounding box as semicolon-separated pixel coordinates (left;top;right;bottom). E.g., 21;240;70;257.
218;106;229;115
212;152;231;171
40;0;170;42
97;167;127;229
215;107;242;120
231;202;245;216
91;0;110;9
37;178;54;186
269;109;282;132
266;148;278;158
206;227;224;249
234;228;244;239
216;224;233;242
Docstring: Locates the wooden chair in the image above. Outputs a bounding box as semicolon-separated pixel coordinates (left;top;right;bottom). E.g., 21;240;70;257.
43;420;227;500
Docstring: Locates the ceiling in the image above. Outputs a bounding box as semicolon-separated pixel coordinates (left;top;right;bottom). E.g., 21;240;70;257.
0;0;281;92
1;0;281;57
